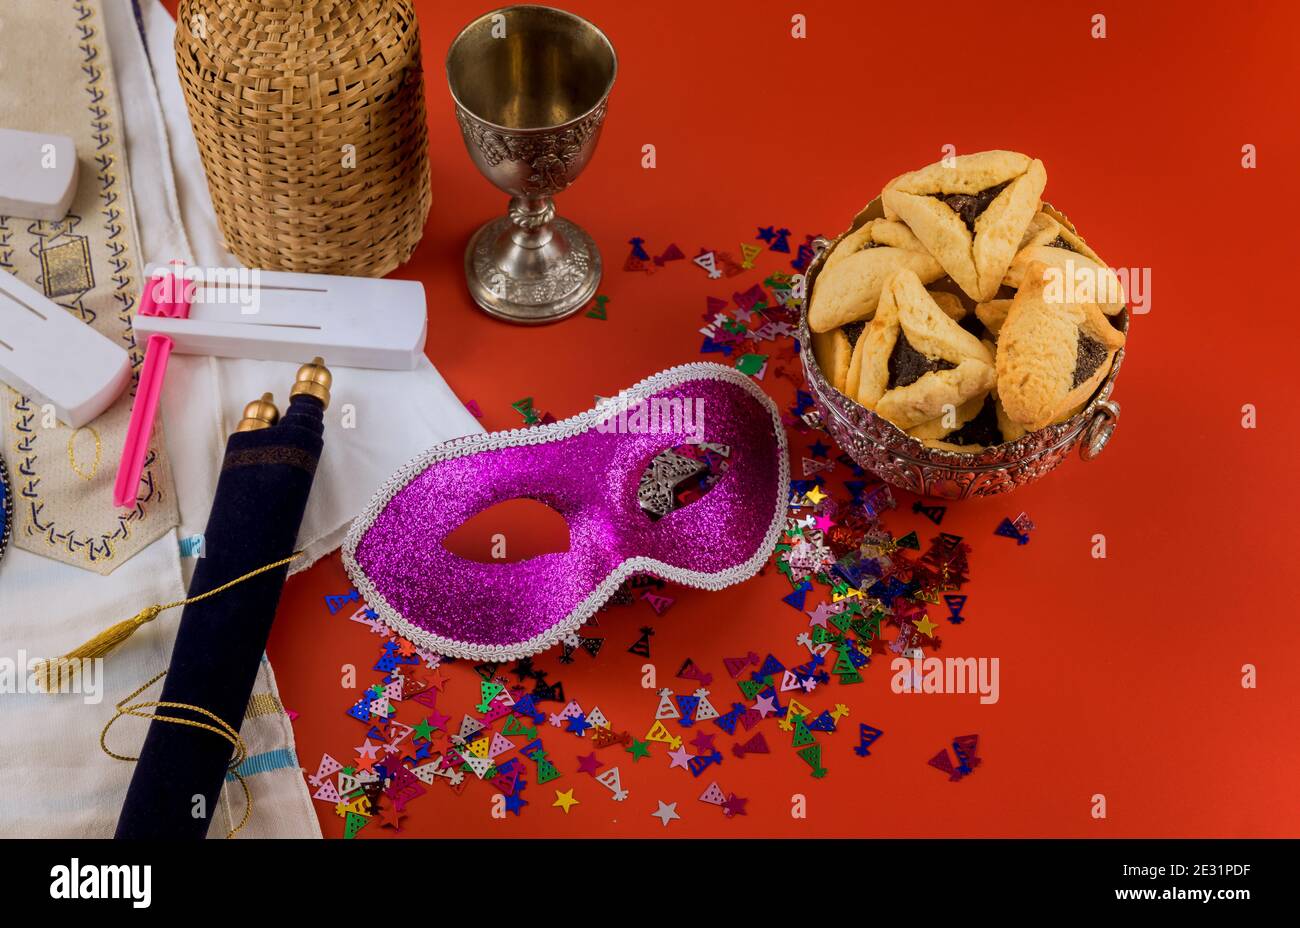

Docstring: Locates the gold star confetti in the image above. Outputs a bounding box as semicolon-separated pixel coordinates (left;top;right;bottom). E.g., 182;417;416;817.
552;788;580;813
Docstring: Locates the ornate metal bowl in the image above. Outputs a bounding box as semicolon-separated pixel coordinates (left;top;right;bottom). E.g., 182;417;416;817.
796;199;1125;499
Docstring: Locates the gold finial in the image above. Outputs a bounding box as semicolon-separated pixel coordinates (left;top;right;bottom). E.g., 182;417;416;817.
235;393;279;432
290;356;331;408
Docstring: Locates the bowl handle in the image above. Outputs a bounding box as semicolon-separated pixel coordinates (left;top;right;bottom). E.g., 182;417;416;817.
1079;400;1120;461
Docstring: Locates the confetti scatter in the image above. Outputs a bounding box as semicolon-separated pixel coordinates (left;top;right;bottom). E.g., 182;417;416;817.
853;723;884;757
654;243;685;267
912;500;946;525
693;250;721;279
756;225;791;253
511;396;541;426
928;734;982;782
627;625;655;657
994;512;1035;544
324;588;359;614
305;225;989;835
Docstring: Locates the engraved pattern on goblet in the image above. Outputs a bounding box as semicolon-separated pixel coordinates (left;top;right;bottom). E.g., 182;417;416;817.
447;6;616;323
471;217;595;306
454;102;607;196
507;198;556;231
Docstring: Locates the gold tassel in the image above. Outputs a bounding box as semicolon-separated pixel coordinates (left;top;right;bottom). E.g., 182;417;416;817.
34;551;303;693
35;605;164;691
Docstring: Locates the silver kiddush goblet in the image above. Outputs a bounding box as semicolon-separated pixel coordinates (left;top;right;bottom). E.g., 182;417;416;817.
447;5;617;324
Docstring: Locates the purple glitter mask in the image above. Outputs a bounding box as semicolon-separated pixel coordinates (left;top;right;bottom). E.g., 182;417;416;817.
342;363;789;660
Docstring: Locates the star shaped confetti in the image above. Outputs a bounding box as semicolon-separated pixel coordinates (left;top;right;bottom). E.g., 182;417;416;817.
690;731;716;754
722;794;748;817
666;745;695;770
651;801;681;827
378;804;406;831
552;789;580;813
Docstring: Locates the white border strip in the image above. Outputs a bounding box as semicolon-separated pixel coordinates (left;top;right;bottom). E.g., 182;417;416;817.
341;362;791;661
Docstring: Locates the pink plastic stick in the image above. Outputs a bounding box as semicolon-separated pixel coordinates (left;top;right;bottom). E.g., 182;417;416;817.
114;271;191;509
113;333;174;508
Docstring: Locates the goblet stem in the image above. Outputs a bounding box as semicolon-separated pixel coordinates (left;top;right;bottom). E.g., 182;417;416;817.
507;195;557;248
461;196;602;325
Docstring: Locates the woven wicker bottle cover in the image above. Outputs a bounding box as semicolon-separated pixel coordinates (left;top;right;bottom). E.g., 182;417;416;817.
175;0;432;276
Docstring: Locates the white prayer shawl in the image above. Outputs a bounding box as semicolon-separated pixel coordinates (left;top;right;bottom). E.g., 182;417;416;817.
0;0;482;838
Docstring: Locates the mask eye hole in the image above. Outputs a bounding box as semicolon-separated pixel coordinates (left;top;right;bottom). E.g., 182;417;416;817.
442;497;571;563
637;443;733;521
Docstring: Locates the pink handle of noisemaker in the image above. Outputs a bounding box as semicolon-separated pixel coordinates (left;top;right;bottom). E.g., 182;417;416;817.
139;271;195;318
113;334;173;508
115;271;192;508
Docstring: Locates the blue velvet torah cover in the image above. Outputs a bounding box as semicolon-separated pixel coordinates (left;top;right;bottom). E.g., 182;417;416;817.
115;394;324;839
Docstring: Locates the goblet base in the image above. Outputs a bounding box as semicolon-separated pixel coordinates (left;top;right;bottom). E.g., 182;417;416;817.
463;215;602;325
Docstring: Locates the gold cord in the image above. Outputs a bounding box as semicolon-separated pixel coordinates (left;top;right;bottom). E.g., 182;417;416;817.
153;550;305;614
35;551;304;690
101;670;252;838
49;549;308;836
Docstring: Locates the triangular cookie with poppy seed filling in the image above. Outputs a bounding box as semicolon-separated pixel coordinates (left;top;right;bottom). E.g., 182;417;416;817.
882;150;1046;302
847;287;966;399
996;261;1126;431
852;268;995;431
810;325;853;393
1002;209;1126;314
809;218;944;332
975;298;1014;338
907;392;987;441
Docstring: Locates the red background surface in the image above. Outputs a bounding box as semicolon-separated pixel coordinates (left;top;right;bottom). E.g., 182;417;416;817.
164;0;1300;836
